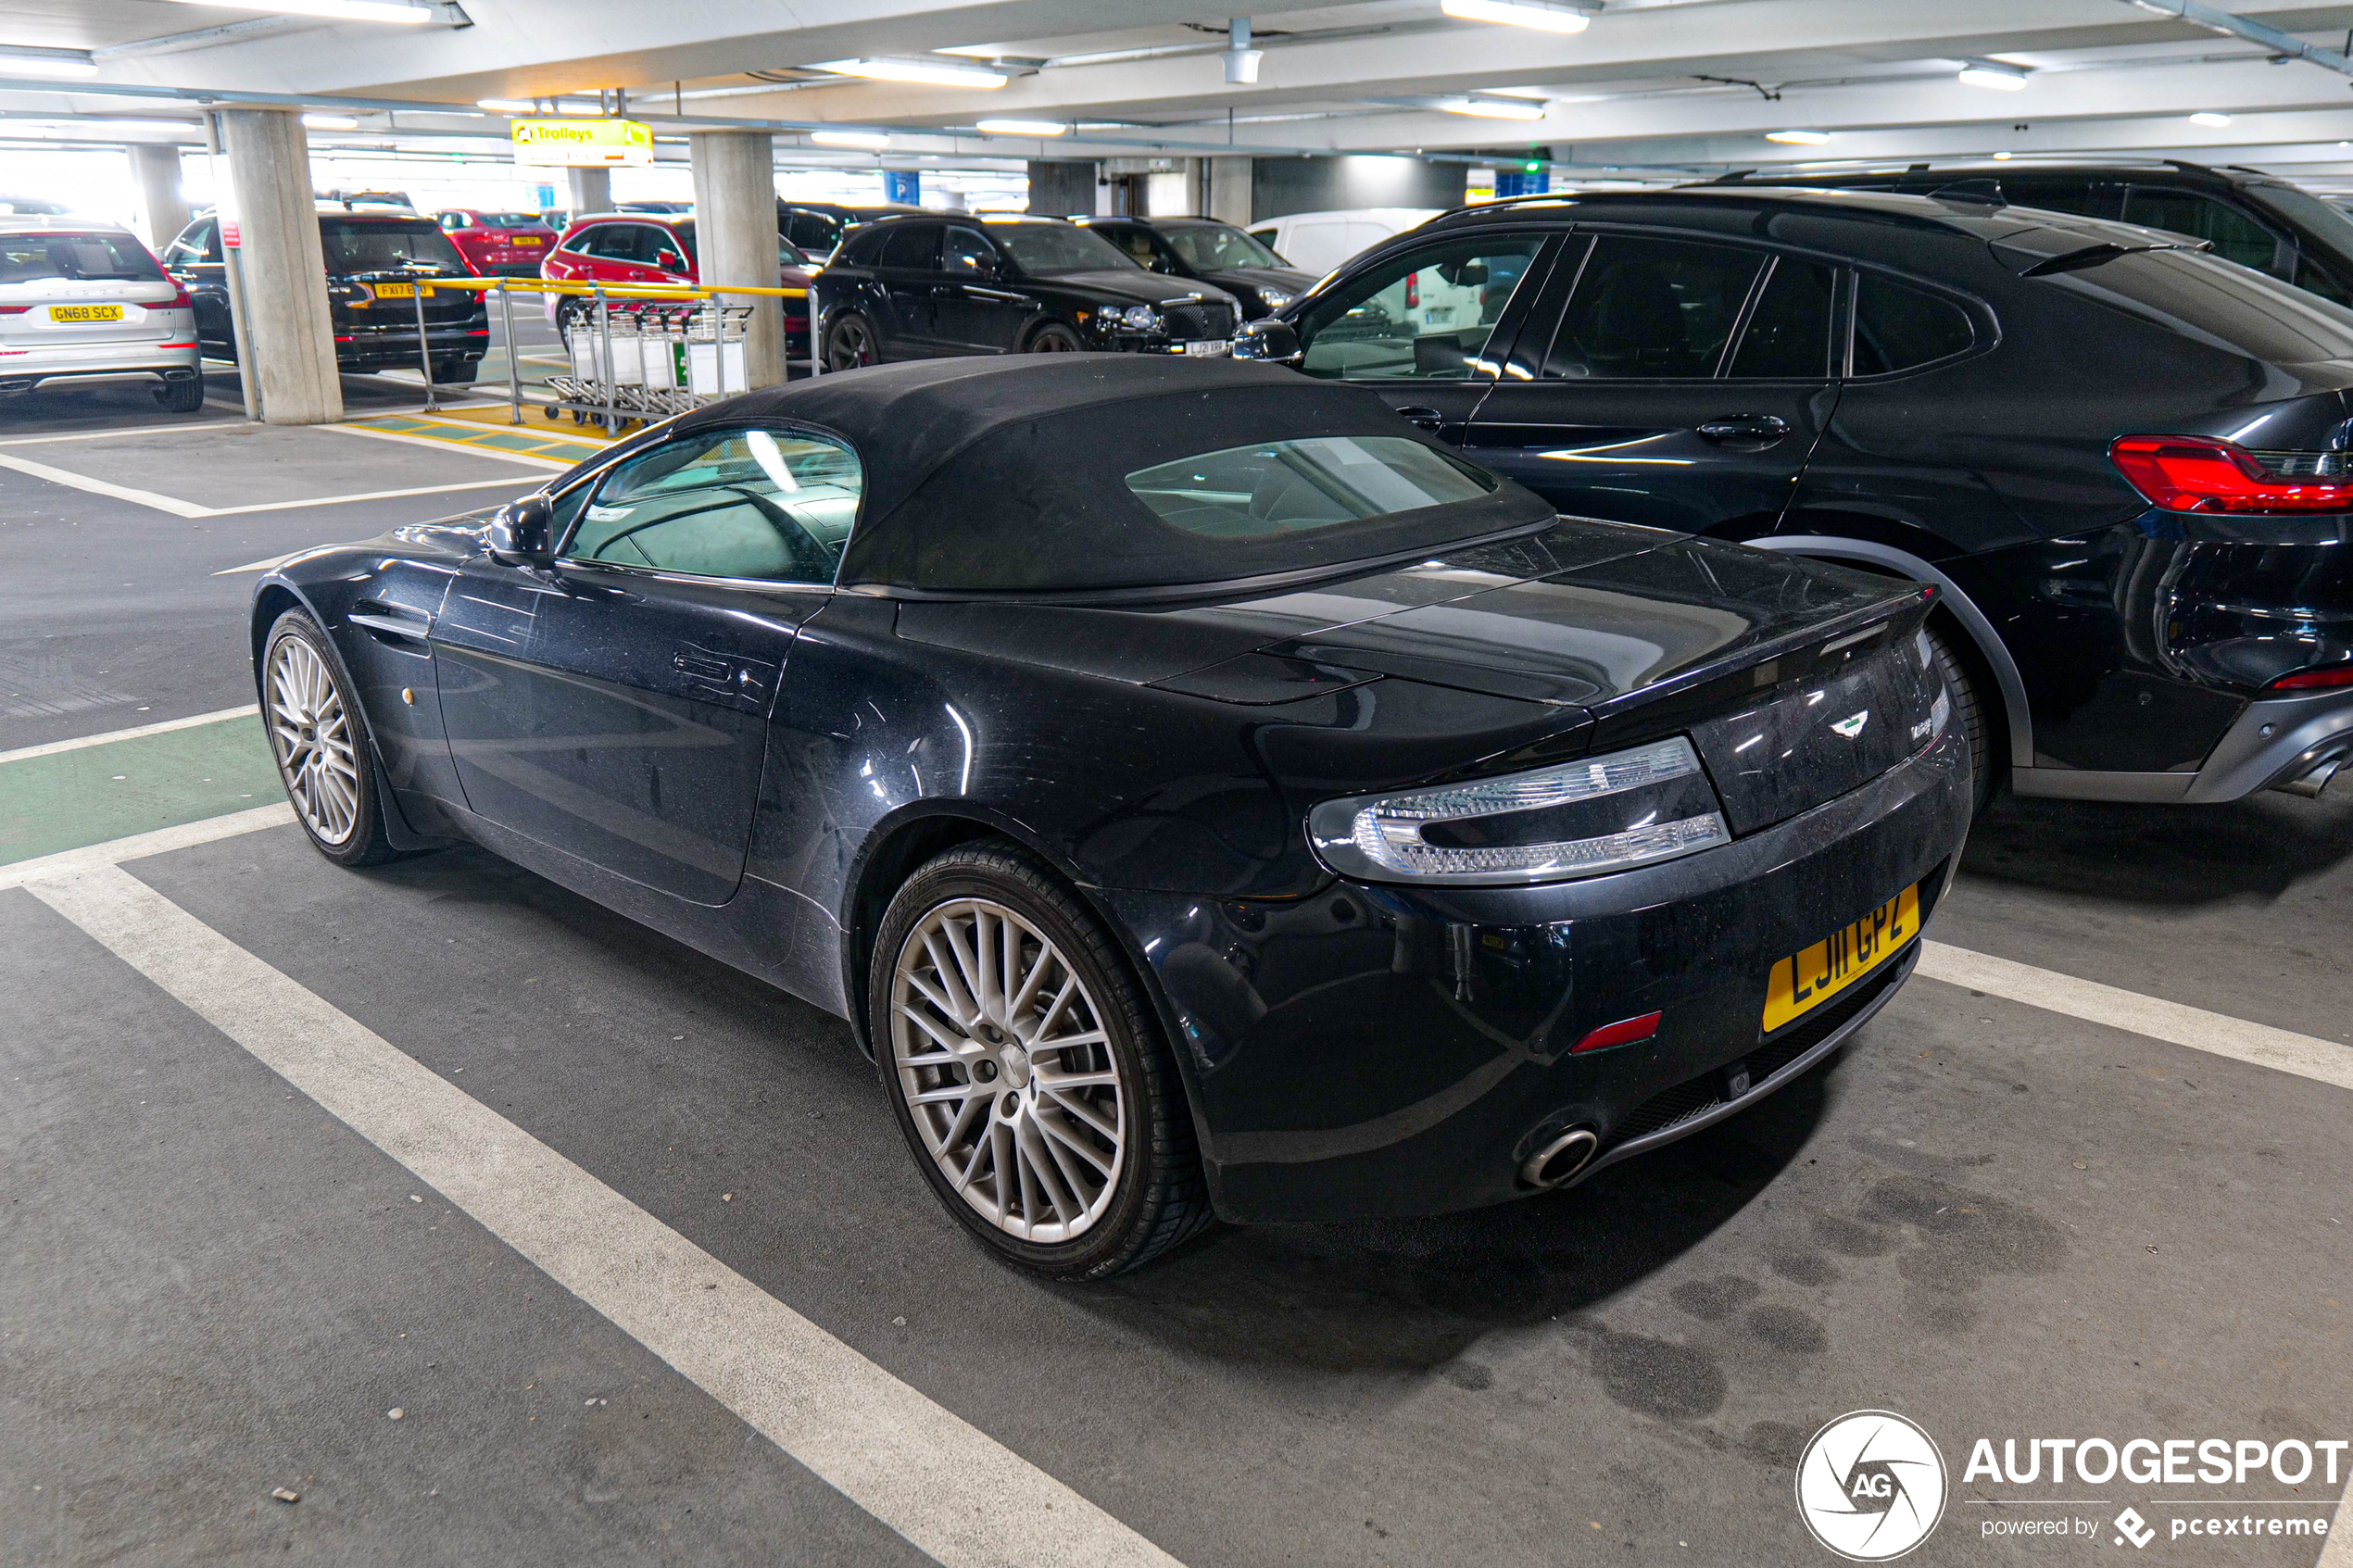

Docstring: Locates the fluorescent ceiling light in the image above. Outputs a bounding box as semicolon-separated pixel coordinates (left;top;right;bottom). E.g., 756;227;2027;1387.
0;47;99;78
302;114;361;129
811;130;891;149
1766;129;1831;145
6;117;203;134
2190;111;2232;127
476;98;535;113
1441;94;1549;120
149;0;434;19
975;119;1067;135
810;57;1007;89
1957;63;2028;91
1441;0;1592;33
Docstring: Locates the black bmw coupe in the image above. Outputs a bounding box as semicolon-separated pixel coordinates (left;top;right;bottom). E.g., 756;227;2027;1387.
251;357;1969;1280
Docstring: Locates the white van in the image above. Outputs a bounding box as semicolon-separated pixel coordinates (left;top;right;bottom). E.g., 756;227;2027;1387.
1244;208;1441;280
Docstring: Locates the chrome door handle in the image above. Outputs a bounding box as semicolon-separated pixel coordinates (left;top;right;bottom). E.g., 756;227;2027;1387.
1696;414;1793;441
1395;405;1445;432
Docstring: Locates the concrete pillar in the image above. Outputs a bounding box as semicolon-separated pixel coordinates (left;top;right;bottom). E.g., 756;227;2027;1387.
1208;157;1252;226
567;166;610;217
688;131;784;388
1025;160;1094;217
219;108;341;425
129;143;192;251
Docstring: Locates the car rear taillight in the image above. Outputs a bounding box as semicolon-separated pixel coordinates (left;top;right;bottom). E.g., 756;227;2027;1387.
1404;270;1418;309
169;282;194;310
2266;666;2353;692
2110;434;2353;514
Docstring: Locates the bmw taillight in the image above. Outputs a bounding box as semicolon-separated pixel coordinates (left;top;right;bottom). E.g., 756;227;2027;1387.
2110;434;2353;514
2266;666;2353;692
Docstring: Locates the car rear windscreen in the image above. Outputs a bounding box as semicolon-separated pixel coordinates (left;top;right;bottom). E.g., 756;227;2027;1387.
1126;436;1494;537
320;219;468;274
2047;245;2353;363
0;232;165;283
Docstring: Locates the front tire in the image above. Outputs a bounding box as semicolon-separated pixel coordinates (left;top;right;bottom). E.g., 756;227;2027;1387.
261;610;396;867
1024;322;1082;353
870;842;1212;1281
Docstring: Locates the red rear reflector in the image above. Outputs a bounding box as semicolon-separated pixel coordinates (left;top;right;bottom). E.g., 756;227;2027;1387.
1570;1011;1663;1054
2110;434;2353;514
0;305;29;315
2267;666;2353;691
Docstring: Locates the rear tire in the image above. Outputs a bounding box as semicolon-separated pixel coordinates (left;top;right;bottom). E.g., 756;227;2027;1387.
870;841;1213;1281
824;312;879;370
261;610;398;868
153;375;204;412
1925;622;1995;816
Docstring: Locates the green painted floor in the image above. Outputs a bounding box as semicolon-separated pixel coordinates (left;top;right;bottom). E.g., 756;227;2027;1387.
0;717;285;865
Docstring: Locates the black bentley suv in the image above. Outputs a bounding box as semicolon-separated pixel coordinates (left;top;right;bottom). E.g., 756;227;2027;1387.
814;214;1241;367
249;356;1968;1278
1076;215;1315;320
1238;187;2353;809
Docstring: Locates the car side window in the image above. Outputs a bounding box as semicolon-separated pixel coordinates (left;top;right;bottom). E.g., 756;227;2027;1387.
1727;257;1836;378
1851;273;1975;376
1293;234;1546;381
941;226;998;277
877;223;940;271
836;225;888;266
166;219;215;266
1104;226;1160;268
1541;236;1766;379
562;427;864;585
2122;188;2282;273
786;210;840;254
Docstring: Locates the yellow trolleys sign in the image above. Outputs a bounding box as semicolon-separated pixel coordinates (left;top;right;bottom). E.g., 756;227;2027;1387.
510;118;652;167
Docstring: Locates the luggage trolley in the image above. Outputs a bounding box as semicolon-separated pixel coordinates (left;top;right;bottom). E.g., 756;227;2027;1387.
540;288;754;433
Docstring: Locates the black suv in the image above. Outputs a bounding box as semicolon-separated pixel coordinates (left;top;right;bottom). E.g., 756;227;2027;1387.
776;200;925;259
813;215;1240;367
163;209;488;382
1237;187;2353;809
1732;160;2353;307
1075;216;1314;320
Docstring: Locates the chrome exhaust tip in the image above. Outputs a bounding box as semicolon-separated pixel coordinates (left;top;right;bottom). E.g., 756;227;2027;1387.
2272;754;2343;799
1519;1127;1600;1190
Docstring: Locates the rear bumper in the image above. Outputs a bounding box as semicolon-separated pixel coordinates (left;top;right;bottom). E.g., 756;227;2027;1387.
336;319;489;368
0;338;200;392
1101;722;1971;1223
2013;686;2353;803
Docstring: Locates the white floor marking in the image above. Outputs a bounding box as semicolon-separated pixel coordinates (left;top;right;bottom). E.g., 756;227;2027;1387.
21;860;1185;1568
2318;1478;2352;1568
1916;940;2353;1093
206;474;536;517
0;420;243;448
322;421;579;469
0;705;257;766
0;804;292;892
214;550;309;576
0;452;209;517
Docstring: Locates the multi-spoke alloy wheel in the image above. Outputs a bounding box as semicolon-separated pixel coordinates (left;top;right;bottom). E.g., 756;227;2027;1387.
260;611;396;867
270;631;360;846
891;897;1125;1243
871;843;1213;1279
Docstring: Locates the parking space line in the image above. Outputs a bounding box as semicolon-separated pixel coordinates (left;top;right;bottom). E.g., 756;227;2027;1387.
324;421;577;470
0;705;256;765
0;804;292;892
21;860;1185;1568
0;420;243;448
0;452;209;517
1917;940;2353;1093
206;474;538;517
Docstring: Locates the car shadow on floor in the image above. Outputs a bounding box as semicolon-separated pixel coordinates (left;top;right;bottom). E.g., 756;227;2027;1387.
1071;1066;1832;1375
1957;785;2353;905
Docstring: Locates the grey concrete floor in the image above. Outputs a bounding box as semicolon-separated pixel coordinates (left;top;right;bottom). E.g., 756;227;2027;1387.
0;390;2347;1567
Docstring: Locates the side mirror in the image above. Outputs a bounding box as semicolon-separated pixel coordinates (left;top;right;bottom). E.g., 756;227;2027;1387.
487;494;556;568
1232;317;1302;364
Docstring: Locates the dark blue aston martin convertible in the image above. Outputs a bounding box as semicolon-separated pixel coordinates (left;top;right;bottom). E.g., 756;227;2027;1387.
252;356;1969;1279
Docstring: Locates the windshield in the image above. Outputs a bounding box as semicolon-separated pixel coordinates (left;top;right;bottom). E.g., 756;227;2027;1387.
2041;245;2353;363
1127;436;1493;536
1163;223;1286;271
2249;184;2353;259
0;231;164;283
989;222;1138;276
320;219;467;274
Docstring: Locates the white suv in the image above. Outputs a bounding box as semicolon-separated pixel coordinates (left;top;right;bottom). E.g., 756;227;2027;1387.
0;218;202;411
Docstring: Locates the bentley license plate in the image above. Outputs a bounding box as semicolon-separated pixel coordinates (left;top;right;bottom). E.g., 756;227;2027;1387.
1761;884;1919;1031
50;304;124;322
1181;339;1230;357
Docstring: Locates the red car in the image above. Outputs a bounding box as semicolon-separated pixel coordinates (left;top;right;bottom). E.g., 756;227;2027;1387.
541;211;812;358
434;209;559;278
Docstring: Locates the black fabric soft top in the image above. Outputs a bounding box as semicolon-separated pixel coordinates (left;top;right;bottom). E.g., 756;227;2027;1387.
674;356;1554;594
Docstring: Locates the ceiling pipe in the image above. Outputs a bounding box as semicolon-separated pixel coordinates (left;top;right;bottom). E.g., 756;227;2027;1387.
2123;0;2353;77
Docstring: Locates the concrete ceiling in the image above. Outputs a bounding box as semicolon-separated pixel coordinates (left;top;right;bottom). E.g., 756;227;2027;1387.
9;0;2353;187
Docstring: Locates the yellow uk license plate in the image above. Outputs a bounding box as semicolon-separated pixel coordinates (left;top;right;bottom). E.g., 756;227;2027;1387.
512;235;544;245
1762;884;1919;1031
371;282;416;299
50;304;124;322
